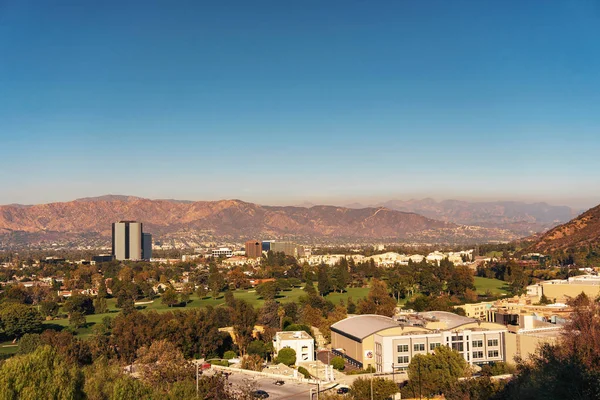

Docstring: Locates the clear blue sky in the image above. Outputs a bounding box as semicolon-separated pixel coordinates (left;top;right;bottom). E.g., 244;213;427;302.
1;0;599;208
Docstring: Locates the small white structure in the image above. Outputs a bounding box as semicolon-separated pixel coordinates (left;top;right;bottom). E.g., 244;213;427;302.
273;331;315;365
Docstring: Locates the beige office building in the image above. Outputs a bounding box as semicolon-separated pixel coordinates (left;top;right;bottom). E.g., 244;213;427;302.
331;312;508;373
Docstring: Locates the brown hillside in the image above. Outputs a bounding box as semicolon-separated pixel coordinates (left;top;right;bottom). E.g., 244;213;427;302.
527;203;600;253
0;198;455;239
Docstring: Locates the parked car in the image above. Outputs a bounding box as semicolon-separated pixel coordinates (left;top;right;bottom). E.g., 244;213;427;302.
274;380;285;386
251;390;270;399
337;387;350;394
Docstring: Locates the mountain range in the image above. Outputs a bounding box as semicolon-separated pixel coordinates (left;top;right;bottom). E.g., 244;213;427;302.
0;196;525;248
526;203;600;253
342;198;578;236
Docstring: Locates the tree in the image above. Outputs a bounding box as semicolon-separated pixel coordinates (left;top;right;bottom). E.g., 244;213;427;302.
247;340;269;359
233;300;257;354
357;279;396;317
447;265;475;296
0;303;43;339
256;281;280;301
111;376;154;400
331;356;345;371
406;345;468;398
162;288;180;307
317;264;332;296
331;259;350;293
276;347;296;366
350;377;398;400
94;296;109;314
444;377;506;400
70;311;87;330
0;345;85;399
240;354;264;371
40;300;59;318
223;350;237;360
224;290;235;307
196;285;208;299
64;294;95;315
136;339;195;393
17;333;41;355
208;271;226;298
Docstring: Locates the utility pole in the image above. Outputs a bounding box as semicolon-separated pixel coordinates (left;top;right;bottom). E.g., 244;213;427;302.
196;361;199;398
418;357;422;400
370;372;374;400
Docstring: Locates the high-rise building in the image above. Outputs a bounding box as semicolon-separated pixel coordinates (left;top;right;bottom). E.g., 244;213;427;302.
245;240;262;259
112;221;151;261
142;233;152;260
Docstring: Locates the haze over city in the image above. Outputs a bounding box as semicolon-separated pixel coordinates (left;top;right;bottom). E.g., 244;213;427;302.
1;1;599;208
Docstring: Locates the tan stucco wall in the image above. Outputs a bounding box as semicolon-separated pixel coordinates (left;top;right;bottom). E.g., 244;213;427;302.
505;332;558;362
542;284;600;303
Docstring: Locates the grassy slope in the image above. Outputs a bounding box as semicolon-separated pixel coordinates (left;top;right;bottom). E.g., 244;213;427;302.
474;276;509;295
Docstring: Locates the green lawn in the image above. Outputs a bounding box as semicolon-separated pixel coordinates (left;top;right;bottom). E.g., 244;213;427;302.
474;276;508;296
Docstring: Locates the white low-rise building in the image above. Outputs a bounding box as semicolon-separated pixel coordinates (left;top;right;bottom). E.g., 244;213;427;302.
273;331;315;365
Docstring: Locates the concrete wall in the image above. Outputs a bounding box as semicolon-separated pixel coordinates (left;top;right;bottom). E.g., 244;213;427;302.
542;283;600;302
505;332;558;362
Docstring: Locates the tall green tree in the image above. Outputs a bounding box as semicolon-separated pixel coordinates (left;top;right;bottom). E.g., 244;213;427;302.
317;264;332;296
406;345;468;398
0;345;85;400
0;303;43;339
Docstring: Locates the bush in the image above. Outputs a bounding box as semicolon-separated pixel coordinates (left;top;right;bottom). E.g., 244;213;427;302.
331;356;345;371
223;351;237;360
298;366;312;379
275;348;297;366
209;360;229;367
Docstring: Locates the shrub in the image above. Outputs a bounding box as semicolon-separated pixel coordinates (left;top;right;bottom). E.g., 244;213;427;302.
331;356;345;371
223;351;237;360
298;366;312;379
275;348;297;366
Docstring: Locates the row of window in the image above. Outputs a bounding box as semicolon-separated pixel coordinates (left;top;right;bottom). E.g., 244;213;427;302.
398;350;500;364
398;340;498;354
396;339;499;355
473;350;500;359
398;343;443;353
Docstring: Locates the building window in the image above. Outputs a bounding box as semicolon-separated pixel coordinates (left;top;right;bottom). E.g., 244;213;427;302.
488;339;499;347
397;344;409;353
451;336;464;341
414;343;425;352
429;343;441;351
451;342;464;352
397;356;410;364
488;350;499;358
472;340;483;348
473;351;484;359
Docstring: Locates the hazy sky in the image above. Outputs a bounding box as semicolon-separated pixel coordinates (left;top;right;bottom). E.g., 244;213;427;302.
1;1;599;208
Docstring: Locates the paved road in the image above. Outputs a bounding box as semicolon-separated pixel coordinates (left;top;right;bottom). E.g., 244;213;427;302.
206;370;332;400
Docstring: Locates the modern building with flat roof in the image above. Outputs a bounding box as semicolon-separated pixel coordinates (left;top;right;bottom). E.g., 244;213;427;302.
331;312;509;372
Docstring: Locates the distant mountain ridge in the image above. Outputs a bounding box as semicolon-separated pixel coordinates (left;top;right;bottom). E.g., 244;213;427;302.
527;203;600;253
370;198;577;235
0;196;519;247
